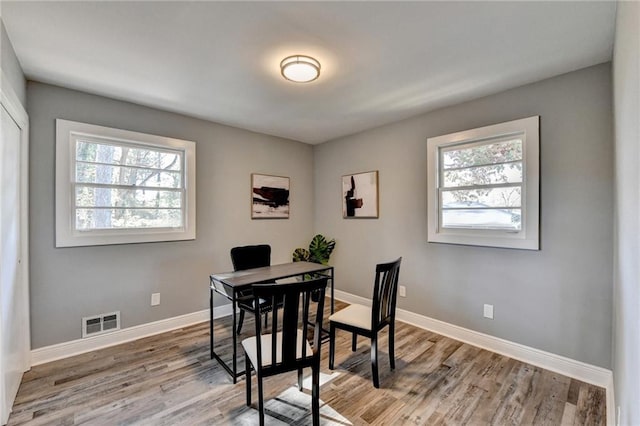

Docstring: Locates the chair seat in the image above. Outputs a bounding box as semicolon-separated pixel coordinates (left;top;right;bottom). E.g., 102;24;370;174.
329;304;371;331
237;297;274;314
242;329;313;368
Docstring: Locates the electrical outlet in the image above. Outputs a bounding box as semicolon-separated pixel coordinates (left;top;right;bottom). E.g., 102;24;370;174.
151;293;161;306
483;304;494;319
398;285;406;297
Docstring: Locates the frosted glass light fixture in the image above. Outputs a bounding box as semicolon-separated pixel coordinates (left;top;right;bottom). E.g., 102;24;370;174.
280;55;321;83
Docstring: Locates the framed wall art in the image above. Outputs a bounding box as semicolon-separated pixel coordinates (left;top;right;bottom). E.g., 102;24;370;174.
342;170;379;218
251;173;290;219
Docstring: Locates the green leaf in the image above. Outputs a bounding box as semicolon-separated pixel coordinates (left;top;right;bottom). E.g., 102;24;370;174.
308;234;336;265
292;248;310;262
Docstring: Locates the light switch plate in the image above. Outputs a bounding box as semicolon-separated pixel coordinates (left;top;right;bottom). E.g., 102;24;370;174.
151;293;161;306
483;304;494;319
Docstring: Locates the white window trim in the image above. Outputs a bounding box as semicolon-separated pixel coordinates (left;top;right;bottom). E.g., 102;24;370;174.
427;116;540;250
55;119;196;247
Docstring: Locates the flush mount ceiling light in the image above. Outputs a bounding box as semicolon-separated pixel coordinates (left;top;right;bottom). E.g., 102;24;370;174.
280;55;321;83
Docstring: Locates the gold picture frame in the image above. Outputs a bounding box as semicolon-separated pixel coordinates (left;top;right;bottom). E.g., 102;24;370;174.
251;173;290;219
342;170;379;218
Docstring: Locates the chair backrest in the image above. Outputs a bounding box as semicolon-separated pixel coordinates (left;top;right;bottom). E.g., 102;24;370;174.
230;245;271;271
250;277;327;375
371;257;402;330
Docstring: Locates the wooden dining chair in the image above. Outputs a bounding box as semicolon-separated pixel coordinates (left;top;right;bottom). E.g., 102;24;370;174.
328;257;402;388
231;245;275;335
242;277;327;426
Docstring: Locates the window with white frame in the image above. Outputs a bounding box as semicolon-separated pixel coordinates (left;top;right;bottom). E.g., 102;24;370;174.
427;116;539;250
56;119;196;247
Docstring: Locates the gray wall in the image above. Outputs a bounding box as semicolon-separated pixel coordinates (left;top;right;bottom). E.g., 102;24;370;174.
1;19;26;108
28;82;314;349
314;63;613;368
612;2;639;425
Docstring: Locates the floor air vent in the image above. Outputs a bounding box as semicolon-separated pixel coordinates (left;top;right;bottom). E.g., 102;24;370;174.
82;311;120;338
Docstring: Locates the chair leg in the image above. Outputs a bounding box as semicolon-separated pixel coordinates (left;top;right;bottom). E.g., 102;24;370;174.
298;367;303;391
264;311;268;328
237;310;245;335
371;335;380;388
329;323;335;370
257;373;265;426
389;322;396;370
245;353;252;406
352;333;358;352
312;361;320;426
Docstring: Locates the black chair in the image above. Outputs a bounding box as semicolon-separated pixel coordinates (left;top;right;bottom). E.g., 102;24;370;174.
231;245;274;335
242;277;327;426
328;257;402;388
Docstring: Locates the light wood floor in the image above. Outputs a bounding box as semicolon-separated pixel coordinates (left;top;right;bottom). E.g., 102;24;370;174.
9;300;606;425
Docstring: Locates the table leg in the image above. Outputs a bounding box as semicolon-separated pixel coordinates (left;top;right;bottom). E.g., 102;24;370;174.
231;296;238;384
210;287;214;359
331;268;335;314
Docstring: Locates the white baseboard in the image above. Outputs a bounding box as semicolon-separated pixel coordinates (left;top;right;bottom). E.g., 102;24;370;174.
334;289;614;423
30;305;231;366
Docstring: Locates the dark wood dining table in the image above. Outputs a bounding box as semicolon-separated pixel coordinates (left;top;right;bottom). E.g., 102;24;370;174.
209;261;335;383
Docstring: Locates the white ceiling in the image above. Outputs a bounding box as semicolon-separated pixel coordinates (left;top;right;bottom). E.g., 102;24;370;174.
2;1;616;144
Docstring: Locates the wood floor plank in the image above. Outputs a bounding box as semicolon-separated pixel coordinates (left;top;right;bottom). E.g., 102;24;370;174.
574;383;607;425
358;394;397;424
9;299;606;425
466;357;520;425
561;402;577;426
488;362;539;425
523;371;571;425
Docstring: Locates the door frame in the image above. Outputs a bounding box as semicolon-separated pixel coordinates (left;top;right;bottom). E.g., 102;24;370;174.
0;70;30;423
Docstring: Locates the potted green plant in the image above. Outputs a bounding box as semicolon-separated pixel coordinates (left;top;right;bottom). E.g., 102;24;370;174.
292;234;336;265
292;234;336;300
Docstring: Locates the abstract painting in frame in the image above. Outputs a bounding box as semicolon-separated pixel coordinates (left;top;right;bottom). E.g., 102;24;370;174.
342;170;379;218
251;173;290;219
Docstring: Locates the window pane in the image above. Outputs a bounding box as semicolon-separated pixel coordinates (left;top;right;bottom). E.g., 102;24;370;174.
443;162;522;188
75;186;182;208
76;140;182;171
74;139;185;232
75;208;183;230
76;163;182;188
76;140;117;163
442;139;522;170
76;141;128;166
442;186;521;208
442;208;521;230
122;148;181;171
